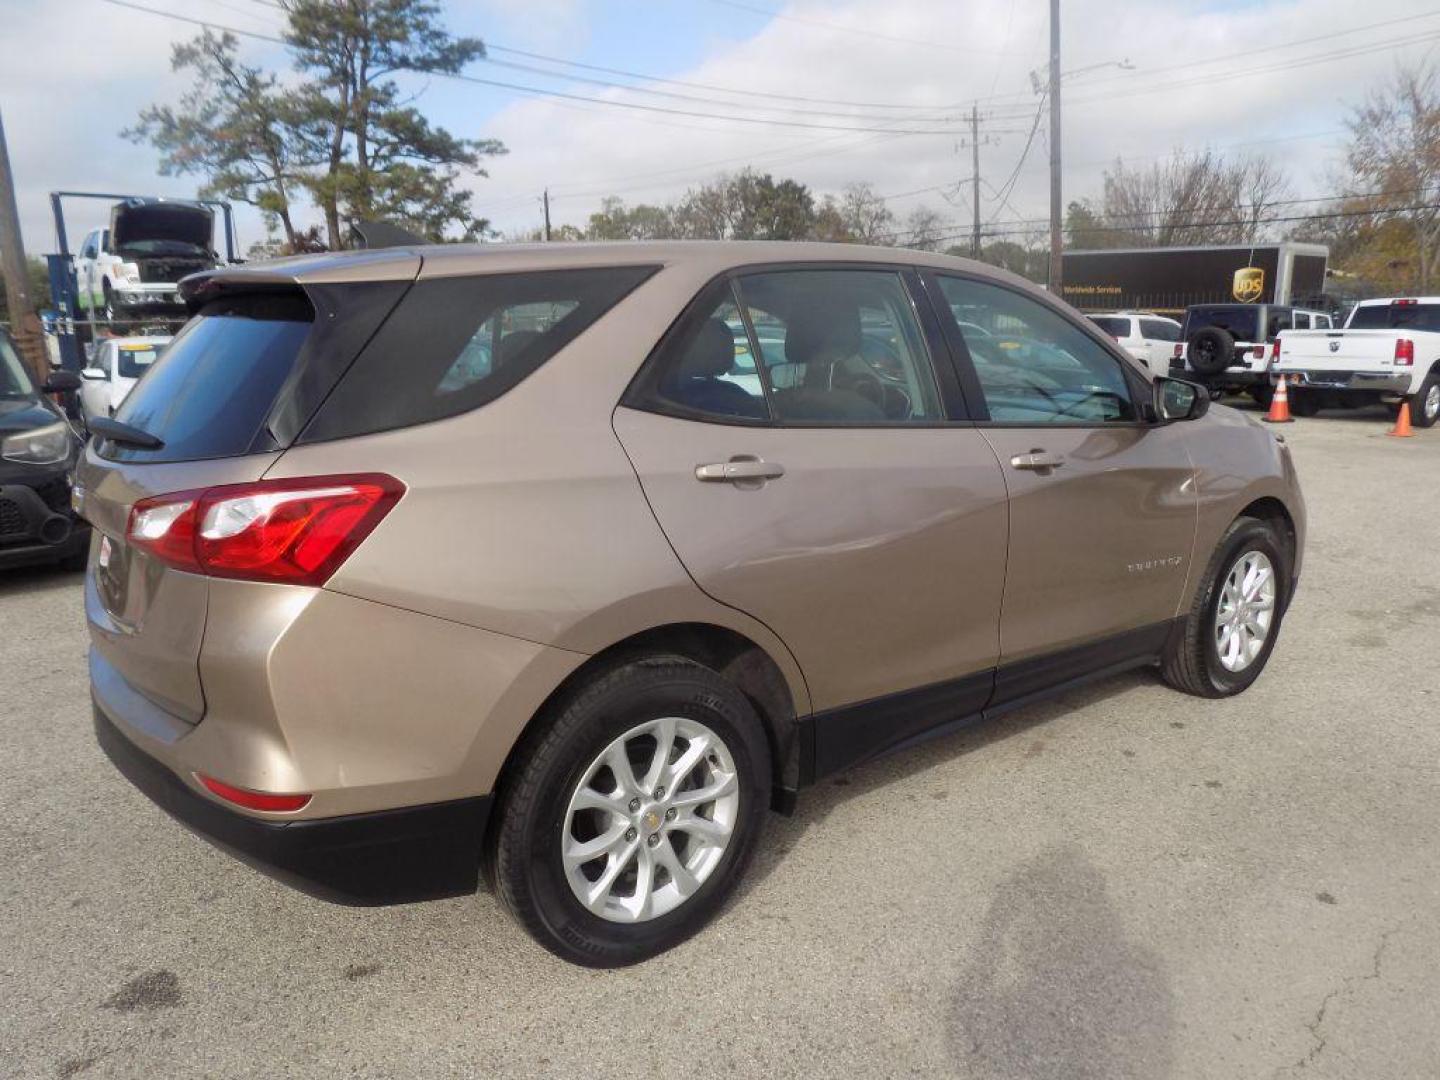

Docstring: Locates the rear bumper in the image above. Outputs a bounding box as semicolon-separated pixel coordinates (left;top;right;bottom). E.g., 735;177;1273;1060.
94;703;491;905
1275;369;1412;394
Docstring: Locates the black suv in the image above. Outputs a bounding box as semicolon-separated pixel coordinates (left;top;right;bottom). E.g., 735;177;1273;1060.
0;330;89;570
1172;303;1335;409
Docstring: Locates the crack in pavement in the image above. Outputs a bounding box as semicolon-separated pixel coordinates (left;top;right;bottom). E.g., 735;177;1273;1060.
1274;927;1400;1077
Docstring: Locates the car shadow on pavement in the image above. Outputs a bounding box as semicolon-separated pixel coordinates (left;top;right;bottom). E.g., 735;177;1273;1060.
0;563;84;598
735;668;1155;899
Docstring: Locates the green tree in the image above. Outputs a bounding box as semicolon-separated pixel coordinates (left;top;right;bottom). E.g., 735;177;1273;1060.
127;32;313;249
672;169;817;240
284;0;505;246
586;197;676;240
0;258;50;324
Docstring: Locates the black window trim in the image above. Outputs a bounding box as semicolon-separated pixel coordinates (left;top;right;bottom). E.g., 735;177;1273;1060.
921;267;1157;430
622;259;974;429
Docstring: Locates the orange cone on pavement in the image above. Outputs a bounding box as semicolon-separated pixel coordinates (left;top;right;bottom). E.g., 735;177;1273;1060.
1388;400;1415;438
1264;376;1293;423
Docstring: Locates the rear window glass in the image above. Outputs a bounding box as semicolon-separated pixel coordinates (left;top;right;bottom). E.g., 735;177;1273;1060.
108;293;312;462
301;266;657;443
1139;318;1180;342
1088;316;1130;338
1183;306;1259;342
1348;303;1440;331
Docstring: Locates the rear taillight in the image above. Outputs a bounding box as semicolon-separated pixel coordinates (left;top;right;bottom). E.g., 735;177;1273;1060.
1270;339;1281;363
127;474;404;586
1251;345;1265;359
197;773;311;813
1173;343;1184;359
1395;338;1415;366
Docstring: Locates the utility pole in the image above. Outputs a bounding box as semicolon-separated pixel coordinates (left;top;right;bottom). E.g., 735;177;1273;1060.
542;189;552;242
1047;0;1063;294
0;105;47;381
970;104;982;259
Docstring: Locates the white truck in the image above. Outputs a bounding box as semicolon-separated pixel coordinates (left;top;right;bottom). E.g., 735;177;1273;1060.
73;198;218;324
1273;297;1440;427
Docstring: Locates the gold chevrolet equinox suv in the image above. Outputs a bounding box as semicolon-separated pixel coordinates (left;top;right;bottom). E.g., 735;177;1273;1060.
80;242;1305;966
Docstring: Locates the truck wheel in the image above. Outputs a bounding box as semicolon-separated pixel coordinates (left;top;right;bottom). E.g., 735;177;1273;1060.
102;283;118;325
1249;384;1274;410
1289;390;1321;418
1410;373;1440;429
1186;327;1235;377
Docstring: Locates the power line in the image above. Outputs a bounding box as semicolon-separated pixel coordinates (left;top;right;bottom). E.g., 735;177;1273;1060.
706;0;1044;58
99;0;976;135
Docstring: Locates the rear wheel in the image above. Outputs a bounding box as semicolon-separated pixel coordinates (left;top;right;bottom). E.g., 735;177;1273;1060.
1249;384;1274;410
1161;516;1289;698
492;656;771;967
1410;372;1440;429
1288;390;1322;417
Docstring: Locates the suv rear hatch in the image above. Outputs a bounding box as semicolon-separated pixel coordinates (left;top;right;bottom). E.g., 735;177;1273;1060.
78;260;418;723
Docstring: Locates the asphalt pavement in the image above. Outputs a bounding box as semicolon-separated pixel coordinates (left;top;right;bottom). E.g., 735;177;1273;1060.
2;403;1437;1079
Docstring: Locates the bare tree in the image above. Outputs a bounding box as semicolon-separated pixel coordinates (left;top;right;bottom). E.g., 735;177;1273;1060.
1343;61;1440;290
837;183;894;243
1076;151;1293;248
901;205;946;251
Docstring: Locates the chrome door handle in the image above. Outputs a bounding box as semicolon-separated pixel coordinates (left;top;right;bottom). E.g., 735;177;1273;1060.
1009;450;1065;472
695;457;786;483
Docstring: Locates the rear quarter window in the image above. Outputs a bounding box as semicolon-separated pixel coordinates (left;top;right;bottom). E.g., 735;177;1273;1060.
301;266;658;443
1089;316;1131;338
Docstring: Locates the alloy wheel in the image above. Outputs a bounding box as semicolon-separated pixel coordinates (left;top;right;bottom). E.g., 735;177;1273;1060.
562;716;740;923
1424;383;1439;422
1214;550;1276;673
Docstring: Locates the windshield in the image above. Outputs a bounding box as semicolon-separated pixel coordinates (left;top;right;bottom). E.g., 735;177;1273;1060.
116;343;163;379
0;333;37;399
116;239;209;257
1184;306;1260;341
1348;302;1440;331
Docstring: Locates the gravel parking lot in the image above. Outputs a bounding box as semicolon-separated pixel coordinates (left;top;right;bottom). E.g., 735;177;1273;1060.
2;405;1437;1080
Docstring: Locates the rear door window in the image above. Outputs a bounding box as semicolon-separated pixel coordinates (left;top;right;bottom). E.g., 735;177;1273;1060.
108;292;313;462
302;266;657;442
1139;318;1180;342
1089;316;1132;339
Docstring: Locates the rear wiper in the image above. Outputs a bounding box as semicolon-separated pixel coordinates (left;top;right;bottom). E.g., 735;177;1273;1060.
88;416;164;450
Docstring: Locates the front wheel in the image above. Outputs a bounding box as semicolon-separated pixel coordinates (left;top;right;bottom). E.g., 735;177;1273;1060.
1410;372;1440;429
492;657;771;966
1161;517;1290;697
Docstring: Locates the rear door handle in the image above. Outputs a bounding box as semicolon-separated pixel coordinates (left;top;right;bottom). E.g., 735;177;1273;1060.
695;457;785;483
1009;449;1065;473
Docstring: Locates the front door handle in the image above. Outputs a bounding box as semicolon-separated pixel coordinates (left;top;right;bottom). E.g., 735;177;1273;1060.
695;457;786;483
1009;449;1065;473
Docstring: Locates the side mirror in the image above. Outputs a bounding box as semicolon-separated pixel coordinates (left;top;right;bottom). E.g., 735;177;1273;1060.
1153;376;1209;422
43;370;83;393
80;367;107;381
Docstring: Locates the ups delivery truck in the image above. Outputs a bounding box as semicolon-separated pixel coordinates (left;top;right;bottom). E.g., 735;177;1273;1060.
1061;242;1329;316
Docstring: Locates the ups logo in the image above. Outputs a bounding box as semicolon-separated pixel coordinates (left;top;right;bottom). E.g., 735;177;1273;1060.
1232;266;1265;303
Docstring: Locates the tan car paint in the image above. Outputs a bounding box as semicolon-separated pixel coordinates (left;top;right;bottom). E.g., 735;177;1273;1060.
82;241;1304;827
613;408;1009;712
977;423;1197;661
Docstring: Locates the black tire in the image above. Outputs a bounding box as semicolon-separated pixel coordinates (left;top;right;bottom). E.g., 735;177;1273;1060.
1288;390;1322;418
492;656;771;967
102;282;117;324
1249;384;1274;410
1161;516;1291;698
1409;370;1440;429
1186;326;1235;376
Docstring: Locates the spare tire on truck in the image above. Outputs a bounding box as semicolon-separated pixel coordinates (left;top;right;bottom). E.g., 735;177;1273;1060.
1187;326;1236;376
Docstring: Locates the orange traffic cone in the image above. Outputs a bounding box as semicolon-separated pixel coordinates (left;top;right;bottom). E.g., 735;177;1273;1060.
1387;400;1415;438
1263;376;1293;423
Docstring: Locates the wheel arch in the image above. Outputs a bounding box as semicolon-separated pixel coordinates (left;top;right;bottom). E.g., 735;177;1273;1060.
492;622;807;820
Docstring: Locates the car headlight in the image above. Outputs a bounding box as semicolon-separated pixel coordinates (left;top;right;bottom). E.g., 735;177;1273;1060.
1;422;72;465
113;262;141;285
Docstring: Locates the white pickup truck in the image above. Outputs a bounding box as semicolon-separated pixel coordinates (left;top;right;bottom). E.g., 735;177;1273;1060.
1273;297;1440;427
73;198;218;325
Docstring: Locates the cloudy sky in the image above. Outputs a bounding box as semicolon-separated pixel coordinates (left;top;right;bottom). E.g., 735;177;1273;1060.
2;0;1437;256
